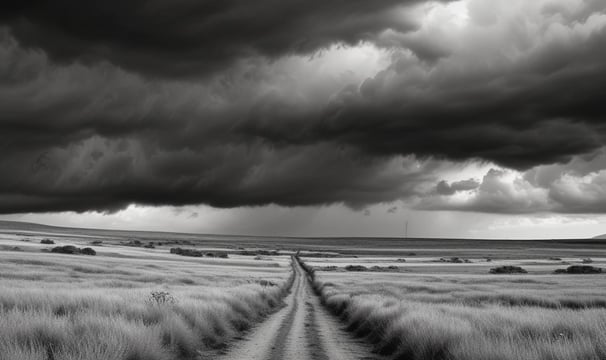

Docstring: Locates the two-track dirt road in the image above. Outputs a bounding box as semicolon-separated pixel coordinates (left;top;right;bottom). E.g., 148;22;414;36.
202;257;380;360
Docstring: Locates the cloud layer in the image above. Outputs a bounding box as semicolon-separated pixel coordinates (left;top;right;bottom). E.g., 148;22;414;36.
1;0;606;214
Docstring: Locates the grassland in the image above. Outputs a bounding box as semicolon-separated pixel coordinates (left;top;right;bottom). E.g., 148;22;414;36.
300;254;606;360
2;220;606;360
0;231;293;360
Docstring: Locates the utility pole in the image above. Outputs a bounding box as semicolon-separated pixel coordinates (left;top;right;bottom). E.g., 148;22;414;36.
405;221;408;239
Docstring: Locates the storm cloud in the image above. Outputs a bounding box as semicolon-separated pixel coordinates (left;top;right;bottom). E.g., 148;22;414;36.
1;0;606;215
3;0;431;76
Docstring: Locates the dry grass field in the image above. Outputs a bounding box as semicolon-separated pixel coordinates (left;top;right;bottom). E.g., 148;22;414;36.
0;230;293;360
301;254;606;360
2;221;606;360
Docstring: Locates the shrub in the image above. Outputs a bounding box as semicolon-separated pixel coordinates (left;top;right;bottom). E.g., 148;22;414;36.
51;245;81;254
554;265;603;274
582;258;593;264
91;240;103;245
396;258;406;262
40;239;55;244
549;257;562;261
345;265;368;271
143;243;155;249
169;248;203;257
257;280;277;287
81;247;96;256
439;257;465;263
50;246;95;255
489;266;528;274
148;291;176;305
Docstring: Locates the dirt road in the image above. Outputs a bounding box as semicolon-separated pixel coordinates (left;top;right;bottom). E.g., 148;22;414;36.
205;258;380;360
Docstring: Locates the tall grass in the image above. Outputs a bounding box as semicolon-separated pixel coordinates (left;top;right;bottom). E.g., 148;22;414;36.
0;251;294;360
299;257;606;360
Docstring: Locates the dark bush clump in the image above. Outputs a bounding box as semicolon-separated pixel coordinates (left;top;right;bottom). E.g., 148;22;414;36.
40;239;55;244
439;257;465;263
91;240;103;245
52;245;81;254
555;265;603;274
51;245;96;255
143;243;155;249
548;257;562;261
80;247;96;256
345;265;368;271
170;247;204;257
490;266;528;274
582;258;593;264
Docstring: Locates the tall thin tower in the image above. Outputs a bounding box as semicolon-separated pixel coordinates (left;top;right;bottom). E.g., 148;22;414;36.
405;221;408;239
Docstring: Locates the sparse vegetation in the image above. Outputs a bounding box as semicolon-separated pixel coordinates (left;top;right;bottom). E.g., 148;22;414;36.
169;247;229;258
490;265;528;274
438;257;470;263
51;245;96;255
298;256;606;360
554;265;603;274
344;265;368;271
0;247;293;359
40;239;54;244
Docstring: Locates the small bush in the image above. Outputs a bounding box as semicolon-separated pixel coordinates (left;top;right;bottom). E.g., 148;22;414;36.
170;248;203;257
582;258;593;264
439;257;465;263
148;291;176;305
548;257;562;261
40;239;55;244
91;240;103;245
490;266;528;274
396;258;406;262
50;245;95;255
554;265;603;274
143;243;156;249
257;280;277;287
51;245;81;254
81;247;96;256
345;265;368;271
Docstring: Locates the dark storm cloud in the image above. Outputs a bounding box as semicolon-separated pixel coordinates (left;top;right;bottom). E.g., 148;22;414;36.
1;0;432;76
2;0;606;215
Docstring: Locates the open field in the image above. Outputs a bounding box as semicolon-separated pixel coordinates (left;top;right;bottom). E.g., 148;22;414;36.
0;226;293;360
300;254;606;360
1;220;606;359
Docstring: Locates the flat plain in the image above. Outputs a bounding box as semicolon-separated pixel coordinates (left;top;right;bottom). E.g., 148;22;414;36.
1;220;606;360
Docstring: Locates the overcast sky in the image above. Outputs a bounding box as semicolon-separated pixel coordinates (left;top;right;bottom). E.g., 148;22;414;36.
1;0;606;238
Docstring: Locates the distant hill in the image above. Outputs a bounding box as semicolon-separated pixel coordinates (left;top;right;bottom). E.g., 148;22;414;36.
593;234;606;239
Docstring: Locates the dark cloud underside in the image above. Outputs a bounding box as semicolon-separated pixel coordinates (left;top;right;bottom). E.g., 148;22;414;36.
3;0;429;76
1;0;606;214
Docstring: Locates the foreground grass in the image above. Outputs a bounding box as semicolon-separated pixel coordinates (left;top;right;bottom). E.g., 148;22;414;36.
0;250;293;360
299;257;606;360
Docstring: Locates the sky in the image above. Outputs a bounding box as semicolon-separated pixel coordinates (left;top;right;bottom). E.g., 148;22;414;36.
1;0;606;238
